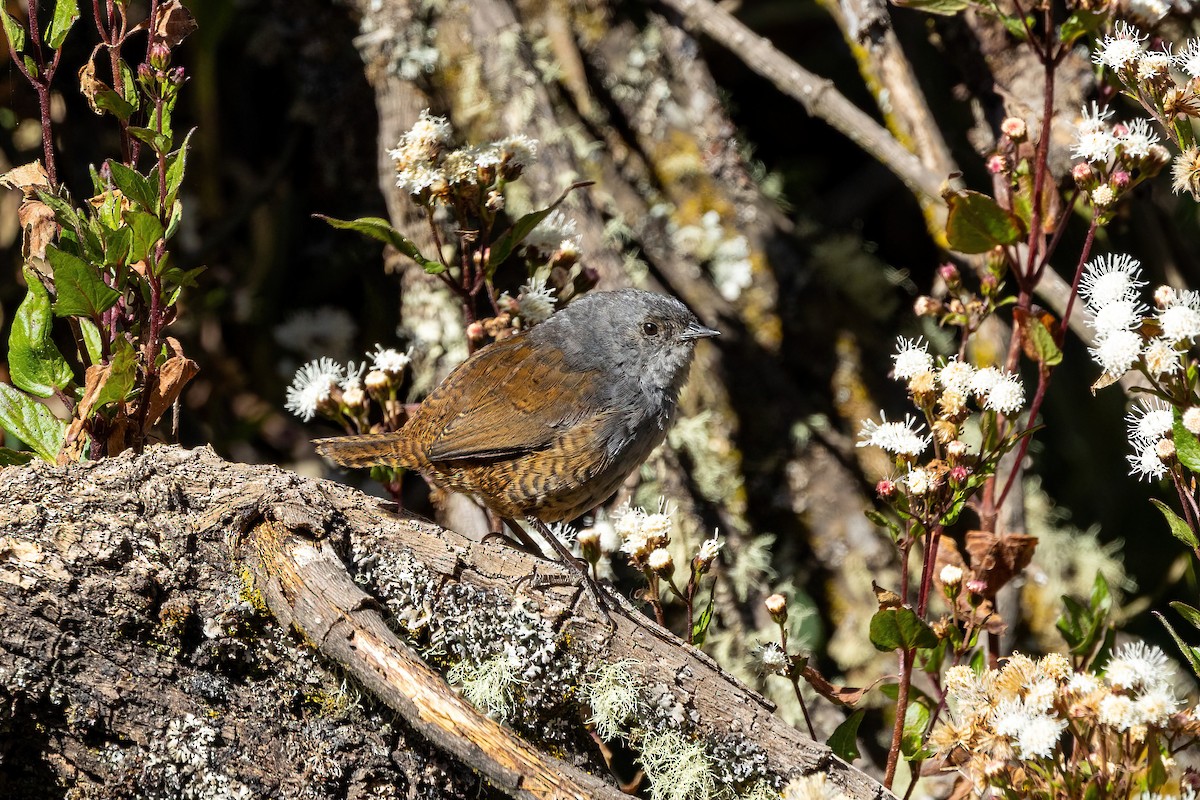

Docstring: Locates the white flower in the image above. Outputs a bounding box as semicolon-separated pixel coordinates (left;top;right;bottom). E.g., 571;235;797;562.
1088;298;1145;337
938;358;975;392
1158;291;1200;342
857;413;931;457
1072;128;1118;164
984;372;1025;414
615;504;673;560
1072;104;1117;163
1080;253;1145;308
517;276;557;324
939;564;964;585
1144;338;1181;377
1098;693;1139;730
395;162;444;195
1119;119;1161;160
1091;185;1116;207
284;357;343;421
371;344;412;374
1089;329;1143;376
1126;401;1174;444
1066;673;1100;695
1015;711;1067;759
524;209;581;254
1135;686;1179;727
1177;39;1200;78
1106;642;1172;692
892;336;933;379
969;366;1003;397
756;642;790;675
496;134;538;168
1128;440;1170;480
1092;22;1147;71
905;466;937;495
388;109;452;165
1137;49;1174;81
697;534;722;563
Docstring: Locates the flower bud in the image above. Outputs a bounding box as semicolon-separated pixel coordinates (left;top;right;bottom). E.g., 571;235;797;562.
578;528;602;565
342;384;366;410
938;263;960;286
1000;117;1027;141
1112;170;1131;190
1072;162;1094;188
1155;285;1177;308
986;154;1008;174
765;593;788;623
1156;438;1177;463
149;41;172;71
364;370;390;396
939;564;964;587
647;547;674;577
914;295;943;317
1183;407;1200;435
876;479;897;500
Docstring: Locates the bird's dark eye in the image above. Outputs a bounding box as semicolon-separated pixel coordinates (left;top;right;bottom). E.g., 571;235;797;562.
642;321;659;336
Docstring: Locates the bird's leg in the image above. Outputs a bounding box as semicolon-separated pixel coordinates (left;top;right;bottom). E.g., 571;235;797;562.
481;510;543;554
522;516;617;625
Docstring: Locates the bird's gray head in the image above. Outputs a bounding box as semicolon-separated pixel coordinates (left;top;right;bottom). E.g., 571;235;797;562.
536;288;719;403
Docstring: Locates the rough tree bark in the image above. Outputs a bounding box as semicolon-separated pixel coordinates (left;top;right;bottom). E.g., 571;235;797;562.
0;446;894;798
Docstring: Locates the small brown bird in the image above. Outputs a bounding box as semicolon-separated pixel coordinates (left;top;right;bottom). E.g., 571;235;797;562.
314;290;718;551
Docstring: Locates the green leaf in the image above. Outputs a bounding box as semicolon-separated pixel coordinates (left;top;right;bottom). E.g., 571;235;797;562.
22;54;38;79
1150;498;1200;550
1025;315;1063;367
869;607;938;652
890;0;968;13
93;90;135;122
317;215;444;274
126;211;165;265
46;245;120;320
156;129;194;208
1173;408;1200;473
488;207;557;270
487;181;592;272
9;268;73;398
0;447;34;466
44;0;79;49
690;585;716;647
827;710;865;762
102;225;132;267
106;160;158;212
116;59;137;110
79;319;103;364
1059;9;1105;47
35;190;82;232
94;339;137;408
1154;611;1200;678
901;697;933;759
128;126;172;155
1171;601;1200;630
1001;14;1032;41
0;383;67;462
2;11;25;53
945;190;1024;254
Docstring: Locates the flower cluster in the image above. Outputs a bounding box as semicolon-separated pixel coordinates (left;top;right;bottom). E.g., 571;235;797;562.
389;109;537;205
1080;253;1200;380
1086;22;1200;201
930;646;1197;798
284;344;413;433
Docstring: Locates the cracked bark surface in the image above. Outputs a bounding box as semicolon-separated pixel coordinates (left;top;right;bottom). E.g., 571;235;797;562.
0;446;893;799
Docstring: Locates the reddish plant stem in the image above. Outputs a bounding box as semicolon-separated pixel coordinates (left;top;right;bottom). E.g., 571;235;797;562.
1022;17;1059;284
884;647;915;789
916;525;942;617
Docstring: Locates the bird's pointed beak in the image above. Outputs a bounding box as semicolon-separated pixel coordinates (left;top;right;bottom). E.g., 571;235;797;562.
680;322;721;341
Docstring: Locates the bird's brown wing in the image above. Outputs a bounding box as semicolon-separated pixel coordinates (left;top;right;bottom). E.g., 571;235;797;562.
422;336;603;462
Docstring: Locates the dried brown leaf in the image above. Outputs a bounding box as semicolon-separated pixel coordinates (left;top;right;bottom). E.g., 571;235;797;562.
0;161;50;193
143;354;198;433
965;530;1038;597
152;0;197;47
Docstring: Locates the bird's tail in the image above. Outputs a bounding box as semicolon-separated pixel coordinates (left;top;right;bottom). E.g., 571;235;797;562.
313;432;419;469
